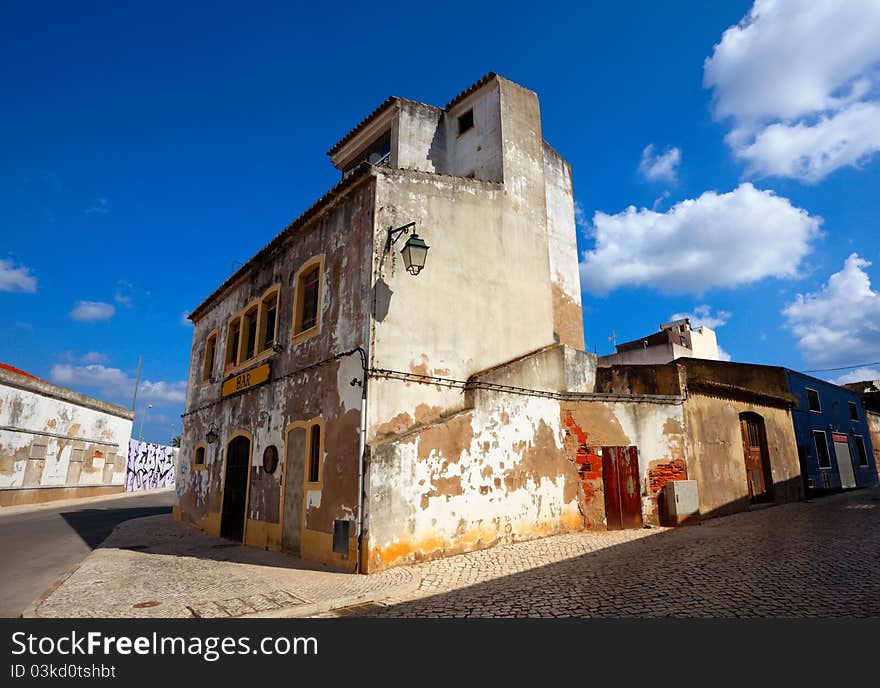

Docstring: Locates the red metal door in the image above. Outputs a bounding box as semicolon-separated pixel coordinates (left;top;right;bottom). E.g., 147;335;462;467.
602;446;643;530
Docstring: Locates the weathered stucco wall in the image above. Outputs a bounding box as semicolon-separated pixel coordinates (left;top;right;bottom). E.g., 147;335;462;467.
366;391;580;572
395;100;445;174
562;400;687;527
867;410;880;477
178;176;375;571
368;166;556;438
543;141;584;350
683;394;801;516
443;80;503;181
0;371;132;497
364;387;686;573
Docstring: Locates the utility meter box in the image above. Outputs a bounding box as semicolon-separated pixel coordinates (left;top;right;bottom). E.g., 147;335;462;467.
660;480;700;526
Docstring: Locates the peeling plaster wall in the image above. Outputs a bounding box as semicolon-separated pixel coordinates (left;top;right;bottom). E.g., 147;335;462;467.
395;101;445;174
683;394;802;516
0;377;132;492
368;167;556;439
178;178;375;571
562;400;687;527
543;141;584;350
365;390;686;572
444;80;503;181
366;392;582;572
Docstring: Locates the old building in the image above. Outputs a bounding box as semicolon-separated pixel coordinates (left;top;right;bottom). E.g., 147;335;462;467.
843;379;880;477
177;74;700;572
0;362;133;506
596;359;804;518
788;371;878;492
598;318;722;366
178;74;825;575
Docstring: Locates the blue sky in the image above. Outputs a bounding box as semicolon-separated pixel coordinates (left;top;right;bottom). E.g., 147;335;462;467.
2;1;879;443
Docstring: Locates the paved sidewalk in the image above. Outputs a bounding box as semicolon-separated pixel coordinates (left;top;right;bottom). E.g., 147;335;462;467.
27;515;418;618
28;487;880;618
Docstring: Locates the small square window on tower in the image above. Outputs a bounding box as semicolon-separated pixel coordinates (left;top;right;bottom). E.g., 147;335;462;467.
457;109;474;136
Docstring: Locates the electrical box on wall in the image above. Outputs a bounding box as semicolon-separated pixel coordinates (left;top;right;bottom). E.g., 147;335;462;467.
660;480;700;526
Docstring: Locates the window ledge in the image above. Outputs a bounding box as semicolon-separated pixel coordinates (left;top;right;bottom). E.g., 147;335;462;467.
292;325;320;346
222;349;276;378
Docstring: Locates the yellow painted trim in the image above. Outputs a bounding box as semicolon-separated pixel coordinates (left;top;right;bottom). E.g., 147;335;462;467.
219;429;254;543
237;303;260;364
280;418;324;558
291;255;324;346
201;329;219;385
193;442;208;471
257;285;281;354
244;519;282;552
301;528;357;572
223;315;242;372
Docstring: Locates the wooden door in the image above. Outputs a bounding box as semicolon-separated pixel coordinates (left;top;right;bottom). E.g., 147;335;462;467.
281;426;306;555
740;416;770;502
602;446;643;530
220;435;251;542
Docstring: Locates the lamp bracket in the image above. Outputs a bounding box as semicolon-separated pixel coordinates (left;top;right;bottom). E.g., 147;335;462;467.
385;221;417;253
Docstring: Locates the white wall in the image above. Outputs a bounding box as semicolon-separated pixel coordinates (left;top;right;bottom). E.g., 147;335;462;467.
0;375;132;490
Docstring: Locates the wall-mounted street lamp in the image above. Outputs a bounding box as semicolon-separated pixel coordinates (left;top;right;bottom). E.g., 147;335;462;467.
386;221;430;276
205;423;219;444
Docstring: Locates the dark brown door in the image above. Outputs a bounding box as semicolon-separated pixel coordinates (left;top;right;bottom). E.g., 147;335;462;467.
740;415;771;502
221;435;251;541
602;446;643;530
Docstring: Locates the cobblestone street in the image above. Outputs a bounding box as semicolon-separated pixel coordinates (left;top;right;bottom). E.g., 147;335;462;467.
347;487;880;618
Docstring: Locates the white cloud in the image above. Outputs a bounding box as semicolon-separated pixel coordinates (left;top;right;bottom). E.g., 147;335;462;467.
0;258;37;293
736;102;880;183
58;351;108;364
717;345;733;362
70;301;115;322
783;253;880;366
86;198;109;215
50;363;186;406
705;0;880;183
639;144;681;183
832;367;880;386
573;200;588;229
181;310;193;327
580;183;822;295
669;304;731;330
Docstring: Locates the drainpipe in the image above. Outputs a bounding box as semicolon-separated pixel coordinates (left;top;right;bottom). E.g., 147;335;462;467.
354;347;368;573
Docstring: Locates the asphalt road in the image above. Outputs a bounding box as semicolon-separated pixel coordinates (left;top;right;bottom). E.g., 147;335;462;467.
0;490;175;617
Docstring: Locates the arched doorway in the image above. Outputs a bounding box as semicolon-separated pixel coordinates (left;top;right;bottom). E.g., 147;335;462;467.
740;413;773;503
221;434;251;541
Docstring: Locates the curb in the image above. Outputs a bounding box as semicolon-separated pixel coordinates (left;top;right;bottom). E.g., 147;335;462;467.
1;487;176;517
21;558;88;619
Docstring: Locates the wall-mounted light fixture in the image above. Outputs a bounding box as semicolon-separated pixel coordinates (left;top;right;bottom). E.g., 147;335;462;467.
205;423;219;444
386;221;430;276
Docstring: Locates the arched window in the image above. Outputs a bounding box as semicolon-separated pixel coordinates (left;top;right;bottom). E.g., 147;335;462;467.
241;305;259;361
259;289;279;352
194;445;206;469
293;257;323;343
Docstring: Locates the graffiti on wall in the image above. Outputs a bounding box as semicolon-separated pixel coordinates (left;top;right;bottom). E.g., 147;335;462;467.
126;440;176;491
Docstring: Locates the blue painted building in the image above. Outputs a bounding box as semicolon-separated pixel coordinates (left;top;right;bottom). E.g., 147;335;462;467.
785;370;878;493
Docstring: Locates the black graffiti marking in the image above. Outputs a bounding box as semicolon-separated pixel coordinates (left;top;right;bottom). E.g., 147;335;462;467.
126;440;175;491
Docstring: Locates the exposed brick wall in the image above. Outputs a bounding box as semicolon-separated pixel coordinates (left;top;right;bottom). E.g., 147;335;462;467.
647;459;687;494
563;412;606;530
646;459;687;526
